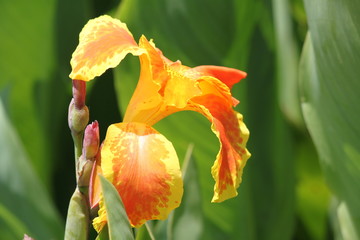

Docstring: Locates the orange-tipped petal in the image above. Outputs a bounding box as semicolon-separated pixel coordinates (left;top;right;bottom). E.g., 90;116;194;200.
92;122;183;229
69;15;144;81
193;65;247;89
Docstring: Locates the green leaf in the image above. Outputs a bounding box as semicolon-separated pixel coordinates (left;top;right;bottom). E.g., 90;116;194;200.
172;145;203;240
223;0;264;69
0;0;90;188
150;144;203;240
96;226;110;240
0;99;63;239
116;0;237;66
272;0;304;128
331;199;359;240
300;0;360;238
134;222;155;240
0;0;56;184
64;189;89;240
99;175;134;240
295;139;331;240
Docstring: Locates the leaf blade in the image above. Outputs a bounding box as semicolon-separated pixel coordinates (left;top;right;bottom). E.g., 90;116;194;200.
99;175;134;240
300;0;360;237
0;99;63;239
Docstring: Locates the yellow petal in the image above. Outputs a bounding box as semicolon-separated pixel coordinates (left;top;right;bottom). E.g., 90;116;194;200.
123;36;202;124
92;122;183;229
69;15;144;81
92;194;107;233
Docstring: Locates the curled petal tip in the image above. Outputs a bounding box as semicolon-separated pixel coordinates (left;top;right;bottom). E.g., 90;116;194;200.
194;65;247;89
69;15;145;81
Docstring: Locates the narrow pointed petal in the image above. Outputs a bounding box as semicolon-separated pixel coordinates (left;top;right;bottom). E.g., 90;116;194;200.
89;150;102;208
92;122;183;229
193;65;247;89
69;15;144;81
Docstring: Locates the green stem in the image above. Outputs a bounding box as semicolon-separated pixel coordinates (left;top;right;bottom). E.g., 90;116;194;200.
71;130;84;179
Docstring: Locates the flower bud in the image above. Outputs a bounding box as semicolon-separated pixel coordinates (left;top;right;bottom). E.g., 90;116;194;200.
72;79;86;109
82;121;100;159
68;99;89;133
77;158;94;190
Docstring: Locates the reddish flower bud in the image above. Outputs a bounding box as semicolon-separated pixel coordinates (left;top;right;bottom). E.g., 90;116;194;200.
82;121;100;159
72;79;86;109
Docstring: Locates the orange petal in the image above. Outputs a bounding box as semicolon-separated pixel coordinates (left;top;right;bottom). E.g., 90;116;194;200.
193;65;247;89
123;36;202;124
69;15;144;81
92;122;183;229
119;36;250;202
89;149;102;208
123;36;247;125
190;95;251;202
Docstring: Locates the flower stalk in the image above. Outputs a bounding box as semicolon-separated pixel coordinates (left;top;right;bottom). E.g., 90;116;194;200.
65;80;95;240
68;80;89;178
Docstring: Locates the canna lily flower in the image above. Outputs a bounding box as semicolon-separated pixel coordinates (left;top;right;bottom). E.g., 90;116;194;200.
69;15;251;230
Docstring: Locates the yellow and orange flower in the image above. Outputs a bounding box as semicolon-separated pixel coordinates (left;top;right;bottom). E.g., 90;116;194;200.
70;15;251;230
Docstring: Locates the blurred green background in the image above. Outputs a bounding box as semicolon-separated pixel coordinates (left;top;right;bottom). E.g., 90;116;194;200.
0;0;359;239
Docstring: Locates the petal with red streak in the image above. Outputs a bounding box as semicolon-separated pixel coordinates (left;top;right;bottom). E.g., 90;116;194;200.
69;15;144;81
92;122;183;229
190;95;251;203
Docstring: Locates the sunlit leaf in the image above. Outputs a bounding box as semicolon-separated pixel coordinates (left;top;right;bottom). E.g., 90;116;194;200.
272;0;304;128
99;175;134;240
300;0;360;238
331;200;359;240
